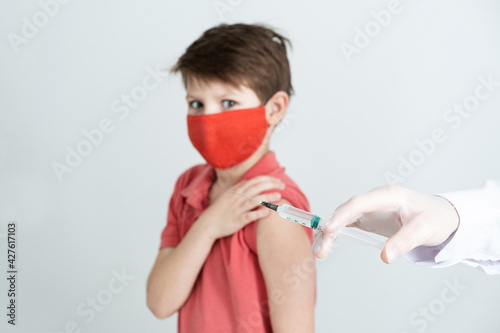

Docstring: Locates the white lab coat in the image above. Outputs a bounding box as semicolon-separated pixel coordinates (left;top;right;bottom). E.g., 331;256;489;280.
406;179;500;275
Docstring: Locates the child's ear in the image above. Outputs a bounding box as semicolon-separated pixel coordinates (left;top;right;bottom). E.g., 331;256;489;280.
264;91;289;126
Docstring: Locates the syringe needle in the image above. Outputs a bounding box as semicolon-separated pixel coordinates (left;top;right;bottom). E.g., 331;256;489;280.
226;189;261;203
226;189;279;212
260;201;279;212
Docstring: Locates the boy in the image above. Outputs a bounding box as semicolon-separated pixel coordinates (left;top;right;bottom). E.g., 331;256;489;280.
147;24;316;332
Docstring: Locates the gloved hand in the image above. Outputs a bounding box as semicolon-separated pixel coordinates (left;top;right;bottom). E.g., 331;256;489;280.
312;185;460;263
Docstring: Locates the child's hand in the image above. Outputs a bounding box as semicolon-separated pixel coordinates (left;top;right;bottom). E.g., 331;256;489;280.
197;176;285;240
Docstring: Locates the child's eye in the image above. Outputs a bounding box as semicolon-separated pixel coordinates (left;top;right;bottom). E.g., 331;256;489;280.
189;100;203;109
222;100;236;109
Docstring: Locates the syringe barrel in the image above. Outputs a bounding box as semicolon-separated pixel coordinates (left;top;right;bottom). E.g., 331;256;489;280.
276;204;386;249
277;204;322;229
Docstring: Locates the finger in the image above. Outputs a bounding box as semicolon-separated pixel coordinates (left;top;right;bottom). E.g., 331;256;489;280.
241;207;269;224
241;178;285;198
225;177;278;203
380;220;427;264
239;199;264;213
236;175;284;193
237;192;281;216
253;192;282;204
312;232;336;259
324;185;405;235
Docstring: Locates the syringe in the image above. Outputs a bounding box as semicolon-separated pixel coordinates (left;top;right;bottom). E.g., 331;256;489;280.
260;201;385;249
227;189;385;250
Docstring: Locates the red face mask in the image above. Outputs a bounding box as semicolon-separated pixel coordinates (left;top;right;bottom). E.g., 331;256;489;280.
187;106;268;169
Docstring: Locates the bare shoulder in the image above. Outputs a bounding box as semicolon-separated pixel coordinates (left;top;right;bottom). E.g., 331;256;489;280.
256;199;313;263
255;200;316;331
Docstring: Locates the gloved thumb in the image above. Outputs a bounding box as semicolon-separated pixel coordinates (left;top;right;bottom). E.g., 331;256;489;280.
312;232;336;259
381;222;424;264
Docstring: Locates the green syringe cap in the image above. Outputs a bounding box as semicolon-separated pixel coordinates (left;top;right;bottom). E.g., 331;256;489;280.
311;215;321;229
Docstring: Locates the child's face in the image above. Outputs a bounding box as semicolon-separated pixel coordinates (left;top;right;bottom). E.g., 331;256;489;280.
185;78;261;115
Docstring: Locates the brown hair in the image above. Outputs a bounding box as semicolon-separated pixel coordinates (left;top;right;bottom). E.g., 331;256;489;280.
171;23;294;104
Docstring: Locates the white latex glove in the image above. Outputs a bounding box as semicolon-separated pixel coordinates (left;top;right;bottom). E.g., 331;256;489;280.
313;185;460;263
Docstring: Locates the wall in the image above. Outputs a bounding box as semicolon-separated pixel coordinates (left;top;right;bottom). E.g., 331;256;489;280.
1;0;499;332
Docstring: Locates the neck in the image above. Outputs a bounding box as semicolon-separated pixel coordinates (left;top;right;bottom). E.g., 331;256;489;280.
214;145;270;189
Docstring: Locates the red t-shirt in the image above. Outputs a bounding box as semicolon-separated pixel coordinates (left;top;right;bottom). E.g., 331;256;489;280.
160;152;313;332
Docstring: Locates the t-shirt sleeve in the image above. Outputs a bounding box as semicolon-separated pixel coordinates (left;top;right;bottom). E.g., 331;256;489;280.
159;178;184;249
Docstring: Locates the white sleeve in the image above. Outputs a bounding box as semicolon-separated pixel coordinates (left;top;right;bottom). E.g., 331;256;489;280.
405;179;500;275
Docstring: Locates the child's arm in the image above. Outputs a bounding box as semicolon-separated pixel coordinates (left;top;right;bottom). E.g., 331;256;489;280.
146;176;285;319
257;199;316;332
146;221;218;319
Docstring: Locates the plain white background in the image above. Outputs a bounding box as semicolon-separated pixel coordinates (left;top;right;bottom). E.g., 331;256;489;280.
1;0;499;332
